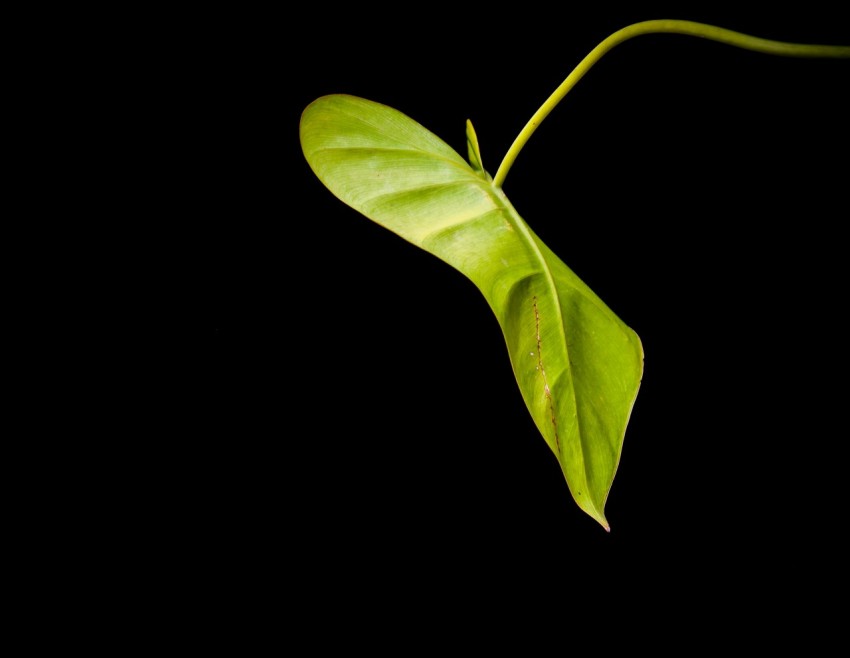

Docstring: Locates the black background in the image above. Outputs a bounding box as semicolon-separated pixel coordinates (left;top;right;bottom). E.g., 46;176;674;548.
141;3;849;636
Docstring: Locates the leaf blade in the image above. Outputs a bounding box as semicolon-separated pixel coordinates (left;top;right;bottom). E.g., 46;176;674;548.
300;94;643;529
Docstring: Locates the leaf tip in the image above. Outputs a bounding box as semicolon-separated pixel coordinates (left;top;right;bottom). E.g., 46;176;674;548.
592;511;611;532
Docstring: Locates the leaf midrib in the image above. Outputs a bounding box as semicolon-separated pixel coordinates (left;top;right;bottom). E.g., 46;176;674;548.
489;184;576;461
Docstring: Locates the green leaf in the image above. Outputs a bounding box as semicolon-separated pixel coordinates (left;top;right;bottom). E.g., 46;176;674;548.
300;93;643;530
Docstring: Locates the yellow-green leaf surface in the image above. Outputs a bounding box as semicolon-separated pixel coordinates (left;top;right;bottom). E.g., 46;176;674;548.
300;94;643;529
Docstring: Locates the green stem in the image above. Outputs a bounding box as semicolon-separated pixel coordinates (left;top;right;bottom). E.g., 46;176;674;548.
493;19;850;189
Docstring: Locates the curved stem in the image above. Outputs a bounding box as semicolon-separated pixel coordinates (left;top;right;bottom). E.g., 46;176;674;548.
493;19;850;189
